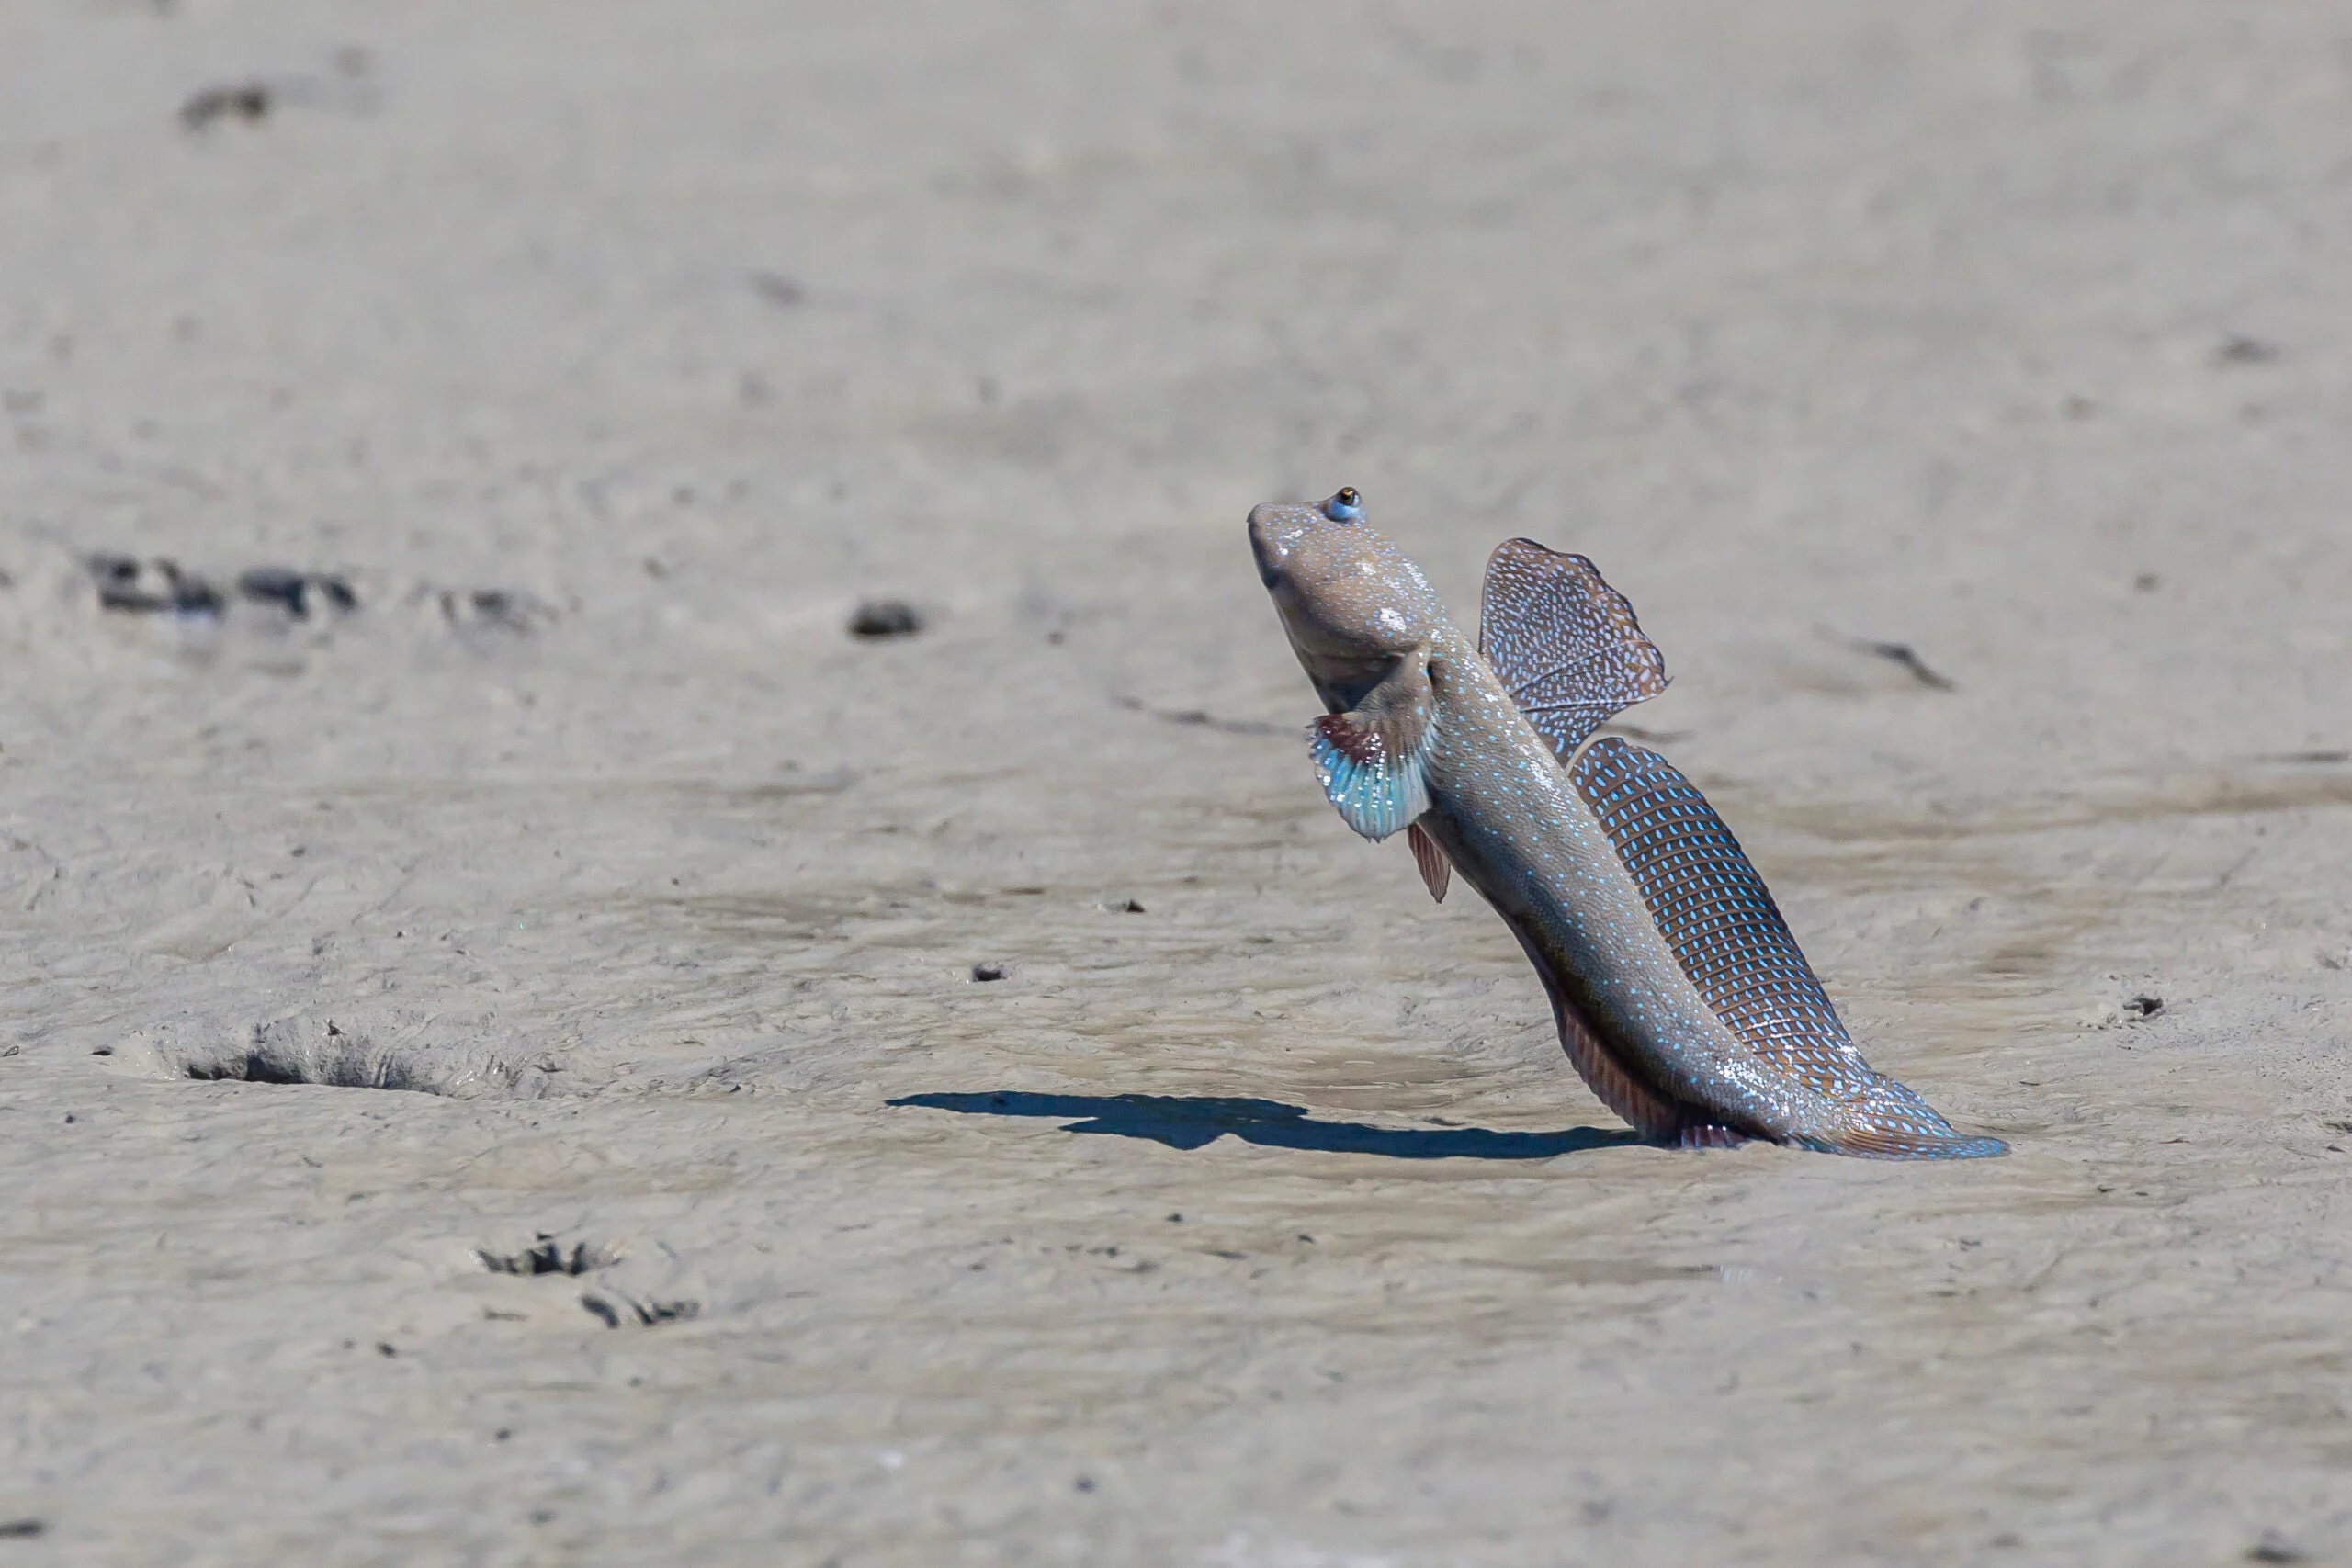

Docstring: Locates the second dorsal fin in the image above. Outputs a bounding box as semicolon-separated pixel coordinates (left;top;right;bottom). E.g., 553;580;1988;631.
1569;737;2006;1158
1478;539;1668;762
1569;737;1871;1098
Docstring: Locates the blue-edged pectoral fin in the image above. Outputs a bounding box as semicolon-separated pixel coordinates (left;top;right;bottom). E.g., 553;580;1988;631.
1306;652;1436;843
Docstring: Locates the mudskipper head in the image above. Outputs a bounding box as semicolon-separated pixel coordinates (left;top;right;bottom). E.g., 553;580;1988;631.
1248;488;1445;710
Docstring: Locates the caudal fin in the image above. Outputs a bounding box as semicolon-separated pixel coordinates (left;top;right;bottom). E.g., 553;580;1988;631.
1804;1126;2008;1160
1798;1090;2008;1160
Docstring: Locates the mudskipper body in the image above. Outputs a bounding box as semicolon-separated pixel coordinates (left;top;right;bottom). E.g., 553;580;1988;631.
1248;488;2004;1159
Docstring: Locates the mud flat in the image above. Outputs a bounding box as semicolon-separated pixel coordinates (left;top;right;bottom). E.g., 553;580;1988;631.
5;1;2352;1562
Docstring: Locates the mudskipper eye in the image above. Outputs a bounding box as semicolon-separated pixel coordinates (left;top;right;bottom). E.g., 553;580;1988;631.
1321;486;1363;523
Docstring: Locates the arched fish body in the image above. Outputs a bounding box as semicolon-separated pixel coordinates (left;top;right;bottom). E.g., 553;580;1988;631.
1248;488;2004;1159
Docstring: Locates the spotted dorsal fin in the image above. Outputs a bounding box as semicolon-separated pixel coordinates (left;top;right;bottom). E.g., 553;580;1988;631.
1570;738;2006;1159
1478;539;1668;762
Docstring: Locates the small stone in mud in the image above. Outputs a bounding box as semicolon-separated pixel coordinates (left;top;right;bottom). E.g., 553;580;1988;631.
181;82;272;130
2123;995;2163;1020
849;599;923;639
2245;1530;2306;1564
0;1519;46;1540
970;962;1007;982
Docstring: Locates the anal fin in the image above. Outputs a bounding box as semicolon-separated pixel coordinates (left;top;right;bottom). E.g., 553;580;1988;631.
1528;931;1763;1149
1513;928;1691;1142
1406;820;1450;903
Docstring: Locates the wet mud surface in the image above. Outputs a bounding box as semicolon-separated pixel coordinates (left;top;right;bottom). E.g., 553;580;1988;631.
6;1;2352;1563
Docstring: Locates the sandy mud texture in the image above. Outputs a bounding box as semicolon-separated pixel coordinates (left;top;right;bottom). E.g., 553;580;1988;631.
5;1;2352;1563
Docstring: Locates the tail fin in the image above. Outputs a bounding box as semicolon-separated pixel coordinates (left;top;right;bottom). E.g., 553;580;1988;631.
1797;1080;2008;1159
1803;1125;2009;1160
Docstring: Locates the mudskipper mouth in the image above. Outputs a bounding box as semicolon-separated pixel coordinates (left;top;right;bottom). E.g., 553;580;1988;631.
1247;517;1283;590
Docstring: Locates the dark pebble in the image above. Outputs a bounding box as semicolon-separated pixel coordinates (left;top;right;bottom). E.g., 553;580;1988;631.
849;600;922;639
970;963;1006;983
181;83;271;130
2215;336;2280;367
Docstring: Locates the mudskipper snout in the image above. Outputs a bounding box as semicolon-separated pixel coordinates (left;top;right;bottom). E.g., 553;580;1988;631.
1248;488;2005;1159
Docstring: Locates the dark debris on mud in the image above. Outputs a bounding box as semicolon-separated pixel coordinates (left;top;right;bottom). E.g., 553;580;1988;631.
1821;626;1957;691
581;1291;698;1329
480;1235;616;1278
86;554;356;621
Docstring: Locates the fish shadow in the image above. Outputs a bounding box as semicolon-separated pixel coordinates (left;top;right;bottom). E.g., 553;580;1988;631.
888;1091;1636;1160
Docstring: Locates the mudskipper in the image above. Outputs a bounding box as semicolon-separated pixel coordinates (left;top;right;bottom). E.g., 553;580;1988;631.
1249;487;2005;1158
